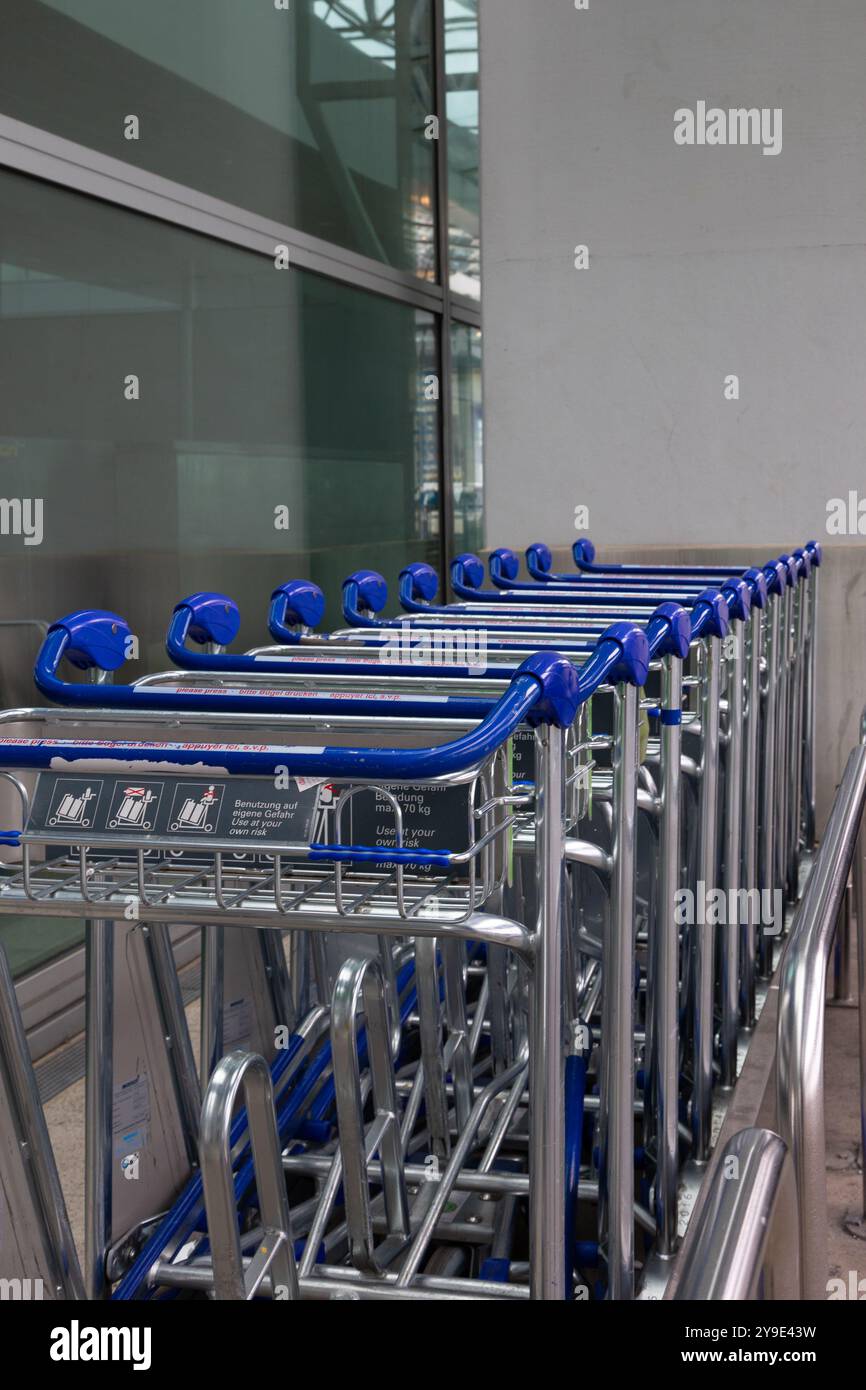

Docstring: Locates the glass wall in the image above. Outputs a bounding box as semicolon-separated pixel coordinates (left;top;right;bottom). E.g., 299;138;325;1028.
0;169;439;649
444;0;480;299
451;322;484;552
0;0;437;278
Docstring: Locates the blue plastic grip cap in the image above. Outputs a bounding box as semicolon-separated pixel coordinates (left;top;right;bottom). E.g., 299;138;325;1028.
343;570;388;616
451;554;486;591
573;537;597;566
490;548;520;582
793;548;812;581
647;603;692;660
599;622;651;687
518;651;581;728
777;555;797;587
762;560;786;597
692;589;730;639
721;578;751;622
526;542;553;576
270;581;325;631
49;610;131;673
175;593;241;648
744;568;768;610
399;563;439;604
805;540;823;568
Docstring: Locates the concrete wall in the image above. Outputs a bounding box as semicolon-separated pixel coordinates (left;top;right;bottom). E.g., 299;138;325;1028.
480;0;866;825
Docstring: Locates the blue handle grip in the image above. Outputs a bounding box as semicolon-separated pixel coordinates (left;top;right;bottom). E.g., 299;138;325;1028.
689;590;730;640
343;570;390;627
167;593;242;666
526;543;554;582
720;577;751;623
646;603;692;660
489;548;521;588
398;564;439;609
269;581;326;643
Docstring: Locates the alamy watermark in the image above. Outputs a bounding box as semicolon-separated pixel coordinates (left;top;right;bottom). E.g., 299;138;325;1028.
1;1277;44;1300
826;491;866;536
379;621;488;674
674;102;782;157
674;881;783;936
0;497;43;546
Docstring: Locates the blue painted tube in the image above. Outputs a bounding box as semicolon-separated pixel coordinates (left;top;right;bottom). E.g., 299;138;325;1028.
36;627;504;722
2;672;536;781
16;642;641;781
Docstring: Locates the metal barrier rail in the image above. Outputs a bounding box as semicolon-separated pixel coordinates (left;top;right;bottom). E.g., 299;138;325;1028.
776;722;866;1299
673;1128;798;1300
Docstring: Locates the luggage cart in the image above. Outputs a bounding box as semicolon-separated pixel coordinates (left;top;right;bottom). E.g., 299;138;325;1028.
0;631;649;1300
167;569;761;1278
18;544;806;1301
336;556;793;1238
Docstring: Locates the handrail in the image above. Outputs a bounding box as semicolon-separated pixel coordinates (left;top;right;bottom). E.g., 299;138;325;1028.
674;1128;798;1300
776;735;866;1299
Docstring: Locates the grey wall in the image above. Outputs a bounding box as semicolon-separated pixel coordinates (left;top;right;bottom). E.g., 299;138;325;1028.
480;0;866;825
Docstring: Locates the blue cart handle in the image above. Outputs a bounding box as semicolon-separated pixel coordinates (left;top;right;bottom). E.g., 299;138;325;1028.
36;611;505;722
269;582;327;643
10;641;647;781
570;536;822;580
451;553;712;611
342;570;390;628
167;593;241;666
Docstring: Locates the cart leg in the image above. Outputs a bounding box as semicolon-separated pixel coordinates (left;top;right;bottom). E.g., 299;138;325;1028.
740;609;762;1027
529;723;567;1300
652;652;682;1257
85;916;113;1300
693;635;721;1163
200;924;224;1085
758;597;780;979
721;621;744;1088
600;683;639;1299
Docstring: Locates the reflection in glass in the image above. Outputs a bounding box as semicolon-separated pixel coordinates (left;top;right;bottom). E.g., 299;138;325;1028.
445;0;480;298
450;322;484;552
0;169;440;644
0;0;437;278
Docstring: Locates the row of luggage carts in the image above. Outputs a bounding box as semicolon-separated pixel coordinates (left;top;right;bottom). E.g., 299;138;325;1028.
0;536;820;1300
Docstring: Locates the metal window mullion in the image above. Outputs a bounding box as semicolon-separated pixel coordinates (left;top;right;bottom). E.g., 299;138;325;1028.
0;114;446;317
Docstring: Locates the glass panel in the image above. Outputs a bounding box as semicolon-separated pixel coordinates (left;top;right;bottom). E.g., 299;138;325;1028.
0;0;437;279
444;0;480;299
450;322;484;552
0;168;440;655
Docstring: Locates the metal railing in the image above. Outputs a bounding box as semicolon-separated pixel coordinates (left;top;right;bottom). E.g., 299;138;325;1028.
775;718;866;1299
674;1128;799;1300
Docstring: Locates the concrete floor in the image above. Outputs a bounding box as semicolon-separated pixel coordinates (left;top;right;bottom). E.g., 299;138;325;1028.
824;990;866;1296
